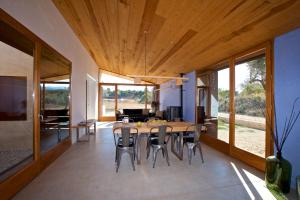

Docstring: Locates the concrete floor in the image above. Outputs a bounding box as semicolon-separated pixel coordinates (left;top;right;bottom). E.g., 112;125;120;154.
13;122;294;200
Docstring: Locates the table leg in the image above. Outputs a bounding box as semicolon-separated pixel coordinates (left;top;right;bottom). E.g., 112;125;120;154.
94;122;96;137
57;126;61;142
136;134;141;165
76;127;79;142
171;132;183;160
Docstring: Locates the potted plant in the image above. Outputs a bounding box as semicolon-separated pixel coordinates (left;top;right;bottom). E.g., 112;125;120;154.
265;97;300;193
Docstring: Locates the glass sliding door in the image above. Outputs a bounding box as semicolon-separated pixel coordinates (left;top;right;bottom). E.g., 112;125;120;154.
40;46;71;154
208;67;230;143
100;85;116;117
117;85;146;110
146;86;155;111
199;67;230;143
0;27;34;181
234;55;266;157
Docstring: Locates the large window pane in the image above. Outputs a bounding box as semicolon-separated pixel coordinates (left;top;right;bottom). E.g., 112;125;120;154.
0;38;34;181
101;85;115;116
146;86;155;111
44;83;69;110
40;46;71;154
205;67;230;143
234;56;266;157
117;85;146;111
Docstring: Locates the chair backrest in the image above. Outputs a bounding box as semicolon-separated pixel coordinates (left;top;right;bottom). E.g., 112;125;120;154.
151;125;173;145
186;124;203;143
121;127;131;147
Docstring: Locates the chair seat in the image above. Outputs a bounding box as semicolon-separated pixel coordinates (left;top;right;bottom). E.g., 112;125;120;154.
150;138;167;145
149;133;158;138
183;137;194;143
117;140;134;148
183;131;194;137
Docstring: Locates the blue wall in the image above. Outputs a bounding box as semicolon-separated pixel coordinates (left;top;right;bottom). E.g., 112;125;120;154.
159;71;196;123
274;28;300;188
159;80;180;111
183;71;196;122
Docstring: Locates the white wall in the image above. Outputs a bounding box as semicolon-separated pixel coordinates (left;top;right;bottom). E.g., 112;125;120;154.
159;80;181;111
0;0;99;143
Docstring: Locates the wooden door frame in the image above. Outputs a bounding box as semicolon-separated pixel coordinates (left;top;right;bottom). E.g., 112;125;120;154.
197;41;274;171
0;9;72;199
98;82;158;122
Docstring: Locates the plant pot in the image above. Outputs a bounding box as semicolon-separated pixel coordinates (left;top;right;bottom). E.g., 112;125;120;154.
279;156;292;193
265;153;292;194
265;155;280;185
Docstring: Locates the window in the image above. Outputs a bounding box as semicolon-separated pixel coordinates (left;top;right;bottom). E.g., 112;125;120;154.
117;85;146;111
146;86;155;111
101;85;116;117
234;56;266;157
44;83;70;110
0;36;34;181
199;66;230;143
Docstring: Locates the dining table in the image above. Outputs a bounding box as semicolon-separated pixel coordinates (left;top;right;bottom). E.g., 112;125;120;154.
113;121;196;165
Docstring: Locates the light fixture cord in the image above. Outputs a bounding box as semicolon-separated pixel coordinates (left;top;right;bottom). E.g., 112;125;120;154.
144;31;147;76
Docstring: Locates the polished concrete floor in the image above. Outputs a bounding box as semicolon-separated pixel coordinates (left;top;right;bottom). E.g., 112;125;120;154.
13;122;294;200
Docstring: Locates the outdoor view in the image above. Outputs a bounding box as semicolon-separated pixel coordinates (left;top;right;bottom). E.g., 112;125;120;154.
117;85;146;111
202;56;266;157
101;85;115;116
211;67;230;143
43;83;70;110
234;56;266;157
101;84;156;117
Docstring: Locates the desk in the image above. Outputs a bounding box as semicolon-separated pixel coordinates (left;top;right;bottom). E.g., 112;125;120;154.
72;119;97;142
113;121;195;164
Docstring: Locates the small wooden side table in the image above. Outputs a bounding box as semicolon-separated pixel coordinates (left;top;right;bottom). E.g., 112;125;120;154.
72;119;97;142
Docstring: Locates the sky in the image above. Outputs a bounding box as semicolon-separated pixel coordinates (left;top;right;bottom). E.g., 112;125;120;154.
218;63;249;92
100;73;153;91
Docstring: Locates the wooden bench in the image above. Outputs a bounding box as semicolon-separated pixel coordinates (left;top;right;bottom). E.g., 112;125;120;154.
72;119;97;142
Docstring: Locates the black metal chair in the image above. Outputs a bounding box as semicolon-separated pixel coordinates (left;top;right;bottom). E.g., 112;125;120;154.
183;124;204;165
147;125;173;168
145;117;161;153
113;126;138;172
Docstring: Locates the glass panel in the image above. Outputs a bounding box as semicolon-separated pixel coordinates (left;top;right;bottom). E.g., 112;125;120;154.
40;46;71;154
100;72;133;84
101;85;115;117
0;28;34;181
234;56;266;157
197;74;209;86
146;86;155;112
205;67;230;143
117;85;146;111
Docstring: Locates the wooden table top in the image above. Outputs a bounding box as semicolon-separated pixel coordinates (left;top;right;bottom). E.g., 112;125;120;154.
113;121;194;134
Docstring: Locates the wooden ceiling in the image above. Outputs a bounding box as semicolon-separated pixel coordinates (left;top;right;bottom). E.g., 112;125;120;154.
53;0;300;82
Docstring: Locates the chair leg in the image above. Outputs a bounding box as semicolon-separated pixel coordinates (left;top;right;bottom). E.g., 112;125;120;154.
164;146;170;166
146;143;150;159
153;148;158;168
115;148;118;163
130;151;135;171
198;143;204;163
162;148;165;158
188;147;192;165
116;149;121;173
193;147;196;156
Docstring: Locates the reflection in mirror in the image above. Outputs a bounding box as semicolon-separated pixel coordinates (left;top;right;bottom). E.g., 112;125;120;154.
40;46;71;154
0;21;34;181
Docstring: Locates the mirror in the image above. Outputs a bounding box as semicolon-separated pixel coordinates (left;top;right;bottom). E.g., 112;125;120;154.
40;45;71;154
